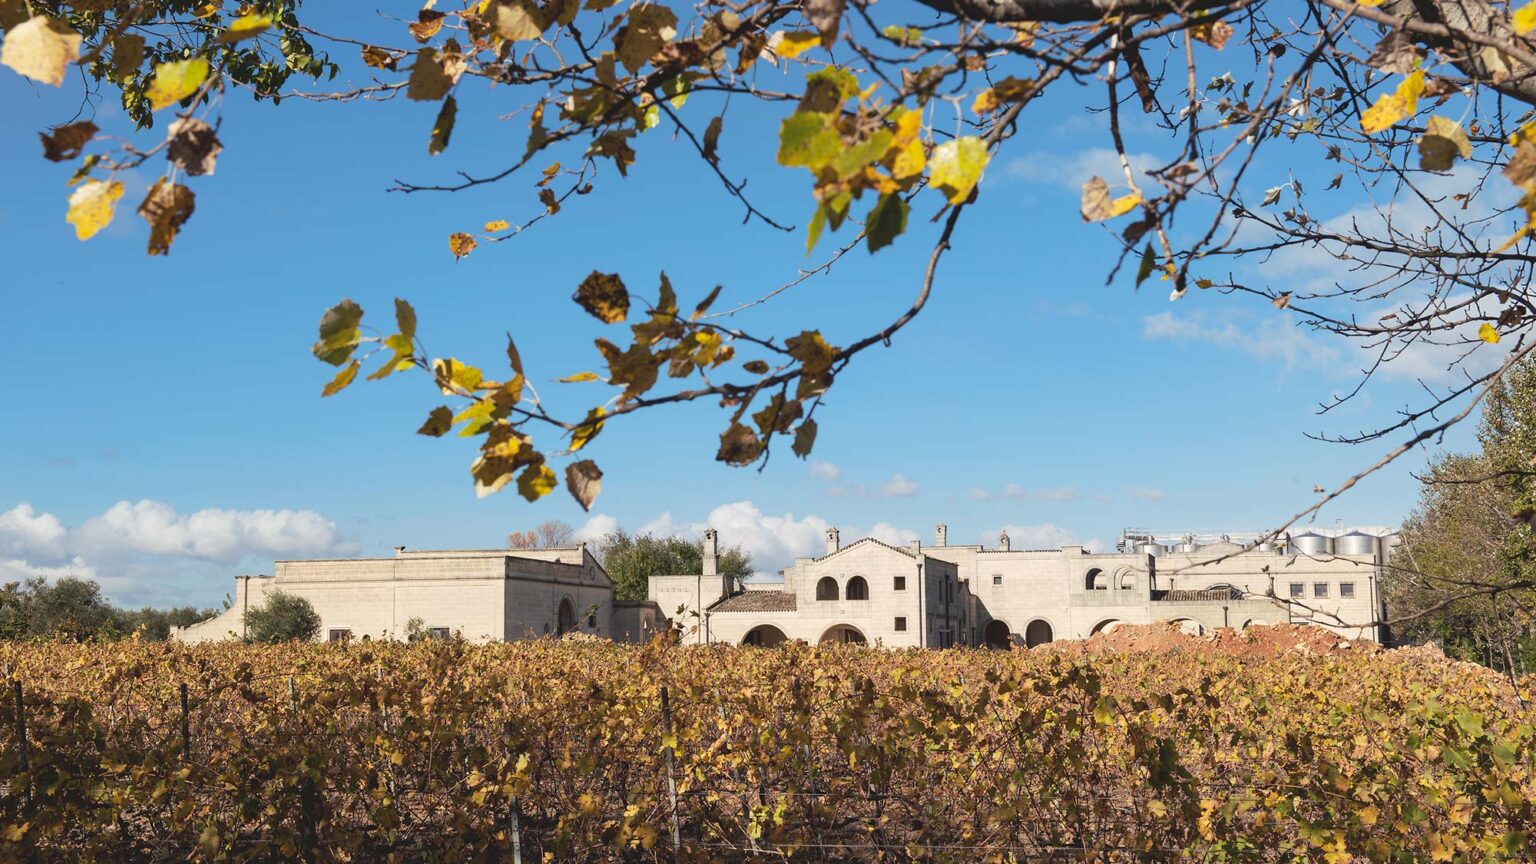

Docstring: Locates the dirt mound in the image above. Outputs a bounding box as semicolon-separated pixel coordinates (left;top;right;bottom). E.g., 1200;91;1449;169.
1040;620;1378;659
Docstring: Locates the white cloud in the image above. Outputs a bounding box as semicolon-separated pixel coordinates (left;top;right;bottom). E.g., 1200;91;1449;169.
0;504;68;562
991;523;1103;553
73;500;350;563
809;461;840;482
1036;487;1079;502
867;522;920;546
1142;311;1344;373
881;474;919;497
573;514;618;543
1006;147;1161;192
0;499;354;605
1128;487;1168;501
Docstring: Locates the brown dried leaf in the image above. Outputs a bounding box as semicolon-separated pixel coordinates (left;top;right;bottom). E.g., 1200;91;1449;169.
409;9;446;42
39;121;97;162
1189;19;1233;51
137;178;195;256
575;272;629;323
565;460;603;510
166;117;222;176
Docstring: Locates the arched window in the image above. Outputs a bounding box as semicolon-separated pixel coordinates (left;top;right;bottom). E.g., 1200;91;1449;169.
557;597;575;635
846;575;869;600
1119;571;1135;590
1086;568;1107;590
816;577;839;601
1025;619;1053;647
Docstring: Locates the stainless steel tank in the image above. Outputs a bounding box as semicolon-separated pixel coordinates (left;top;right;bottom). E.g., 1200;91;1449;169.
1174;539;1201;553
1289;532;1333;555
1136;542;1166;556
1336;531;1376;556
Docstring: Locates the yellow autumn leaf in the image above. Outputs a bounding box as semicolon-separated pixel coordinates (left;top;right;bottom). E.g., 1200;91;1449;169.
484;219;511;232
1080;176;1142;221
449;232;477;259
888;107;925;179
1479;323;1501;344
146;58;211;111
929;137;989;205
66;180;125;240
1516;1;1536;34
218;13;273;43
559;371;603;383
772;31;821;59
0;17;83;87
1359;69;1424;134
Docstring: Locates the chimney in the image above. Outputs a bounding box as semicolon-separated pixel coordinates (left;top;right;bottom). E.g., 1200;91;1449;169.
825;527;840;555
998;531;1010;551
909;538;921;557
702;528;719;576
394;545;406;556
935;524;948;547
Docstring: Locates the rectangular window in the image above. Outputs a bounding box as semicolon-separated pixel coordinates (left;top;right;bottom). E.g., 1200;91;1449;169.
1313;582;1329;598
992;574;1003;585
894;617;907;632
1289;582;1304;598
1340;582;1356;599
893;576;906;591
587;613;597;628
427;627;451;640
327;628;351;643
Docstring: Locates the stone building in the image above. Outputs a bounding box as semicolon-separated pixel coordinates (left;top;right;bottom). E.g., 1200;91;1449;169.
653;525;1390;647
173;545;662;643
176;523;1390;647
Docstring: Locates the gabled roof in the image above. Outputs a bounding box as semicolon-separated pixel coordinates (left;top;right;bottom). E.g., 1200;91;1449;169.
709;591;798;613
808;536;916;564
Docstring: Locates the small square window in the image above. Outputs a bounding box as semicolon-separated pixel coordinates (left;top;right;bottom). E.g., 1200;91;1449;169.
427;627;451;640
1313;582;1329;598
1289;582;1304;598
1340;582;1356;599
327;628;351;643
992;574;1003;585
893;576;906;591
894;617;907;632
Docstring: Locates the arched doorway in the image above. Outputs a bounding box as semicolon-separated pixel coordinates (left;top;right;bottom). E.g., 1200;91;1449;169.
741;624;788;647
983;620;1012;649
819;624;866;645
846;575;869;600
1090;618;1123;635
1171;618;1205;636
557;597;575;635
1025;619;1054;647
1086;568;1107;590
816;577;839;600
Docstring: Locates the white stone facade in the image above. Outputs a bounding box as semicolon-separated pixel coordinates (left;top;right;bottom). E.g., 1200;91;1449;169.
177;524;1389;647
658;525;1390;647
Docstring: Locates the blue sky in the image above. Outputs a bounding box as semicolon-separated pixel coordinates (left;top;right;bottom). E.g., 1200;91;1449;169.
0;11;1483;607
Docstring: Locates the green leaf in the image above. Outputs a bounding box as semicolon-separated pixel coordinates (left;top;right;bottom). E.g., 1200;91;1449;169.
777;112;840;168
929;137;988;204
429;95;457;155
312;300;364;366
866;193;908;253
1135;244;1156;287
792;418;818;458
395;299;418;342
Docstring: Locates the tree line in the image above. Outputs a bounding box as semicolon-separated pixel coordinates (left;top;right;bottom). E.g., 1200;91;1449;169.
0;576;215;642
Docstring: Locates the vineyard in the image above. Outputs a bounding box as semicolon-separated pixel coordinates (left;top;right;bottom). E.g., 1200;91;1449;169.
1;628;1532;863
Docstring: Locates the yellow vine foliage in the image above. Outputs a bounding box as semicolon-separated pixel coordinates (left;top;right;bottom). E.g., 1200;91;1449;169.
0;637;1531;861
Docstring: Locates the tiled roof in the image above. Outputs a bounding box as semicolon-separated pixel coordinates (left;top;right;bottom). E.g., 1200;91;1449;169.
710;591;798;613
